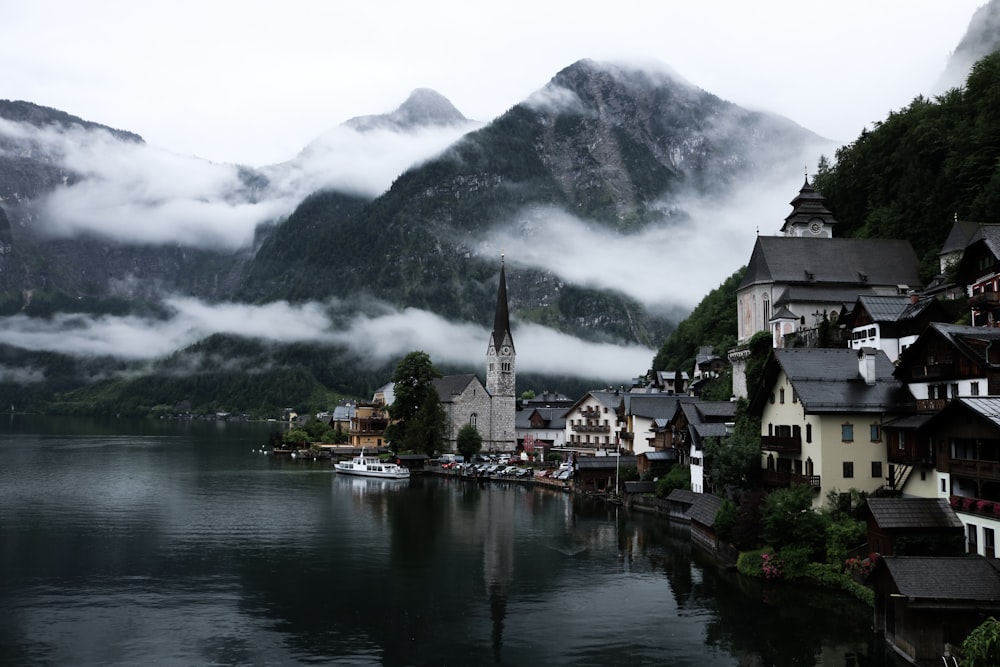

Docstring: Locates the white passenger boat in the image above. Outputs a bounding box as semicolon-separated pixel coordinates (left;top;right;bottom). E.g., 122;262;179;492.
334;450;410;479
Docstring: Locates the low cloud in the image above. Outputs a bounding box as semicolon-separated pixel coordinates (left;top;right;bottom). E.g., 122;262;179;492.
480;155;834;313
0;364;46;385
265;122;479;199
0;297;652;384
0;116;476;250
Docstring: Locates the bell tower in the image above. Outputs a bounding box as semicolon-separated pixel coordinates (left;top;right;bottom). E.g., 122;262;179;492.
486;255;516;451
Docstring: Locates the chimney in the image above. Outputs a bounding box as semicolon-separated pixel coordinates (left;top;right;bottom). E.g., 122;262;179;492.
858;347;877;386
908;290;919;305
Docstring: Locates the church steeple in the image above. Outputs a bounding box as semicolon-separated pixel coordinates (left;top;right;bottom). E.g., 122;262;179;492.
490;256;514;356
780;175;838;237
486;256;515;399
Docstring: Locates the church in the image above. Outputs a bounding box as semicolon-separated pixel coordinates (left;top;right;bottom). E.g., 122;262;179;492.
432;258;517;453
736;178;922;346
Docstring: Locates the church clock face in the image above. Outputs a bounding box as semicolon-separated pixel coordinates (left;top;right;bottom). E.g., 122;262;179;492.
502;346;510;355
809;220;822;235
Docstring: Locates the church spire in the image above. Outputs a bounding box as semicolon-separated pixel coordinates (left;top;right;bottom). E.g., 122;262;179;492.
491;255;514;354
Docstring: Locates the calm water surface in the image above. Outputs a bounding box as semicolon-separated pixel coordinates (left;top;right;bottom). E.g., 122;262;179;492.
0;416;902;666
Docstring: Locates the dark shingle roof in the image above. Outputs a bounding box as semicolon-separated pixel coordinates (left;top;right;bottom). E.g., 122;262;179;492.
686;493;724;527
628;394;695;419
666;489;700;505
576;456;638;470
740;237;920;291
640;451;677;462
939;219;982;256
866;498;963;530
432;374;479;402
882;557;1000;602
762;348;914;414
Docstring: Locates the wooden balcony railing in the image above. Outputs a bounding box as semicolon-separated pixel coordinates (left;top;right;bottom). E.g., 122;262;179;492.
760;434;802;454
949;458;1000;481
761;469;821;489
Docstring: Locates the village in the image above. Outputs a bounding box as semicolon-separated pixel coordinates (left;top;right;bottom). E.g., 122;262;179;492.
281;178;1000;667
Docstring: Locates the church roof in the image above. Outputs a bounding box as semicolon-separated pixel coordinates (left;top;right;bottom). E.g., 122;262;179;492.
432;374;481;402
739;236;920;291
938;218;983;256
490;260;514;354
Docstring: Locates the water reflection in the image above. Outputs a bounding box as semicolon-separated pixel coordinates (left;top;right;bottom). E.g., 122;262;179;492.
0;419;901;666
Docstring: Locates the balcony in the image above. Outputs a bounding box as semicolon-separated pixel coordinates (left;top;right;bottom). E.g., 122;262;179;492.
620;431;634;441
761;469;821;489
912;364;952;380
970;292;1000;308
949;458;1000;481
579;407;601;418
760;434;801;454
573;424;610;433
950;495;1000;520
916;398;947;413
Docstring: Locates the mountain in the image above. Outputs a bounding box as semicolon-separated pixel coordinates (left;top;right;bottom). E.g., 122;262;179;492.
243;59;824;341
937;0;1000;93
344;88;470;132
0;61;826;414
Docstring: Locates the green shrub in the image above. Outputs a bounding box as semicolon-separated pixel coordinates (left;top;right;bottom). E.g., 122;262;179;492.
737;548;767;578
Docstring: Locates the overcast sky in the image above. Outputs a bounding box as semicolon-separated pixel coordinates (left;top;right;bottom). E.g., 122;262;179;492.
2;1;983;167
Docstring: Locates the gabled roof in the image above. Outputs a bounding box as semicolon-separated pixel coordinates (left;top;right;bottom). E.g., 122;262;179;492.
750;348;914;416
865;498;964;530
938;219;982;256
924;397;1000;432
895;322;1000;378
739;236;920;291
878;557;1000;604
565;390;624;414
432;374;482;402
515;406;567;430
627;394;696;420
848;295;937;324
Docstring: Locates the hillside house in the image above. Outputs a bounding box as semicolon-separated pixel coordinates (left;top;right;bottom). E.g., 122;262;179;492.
667;400;737;494
893;322;1000;409
618;394;694;456
840;294;949;363
749;347;915;508
955;223;1000;326
923;397;1000;558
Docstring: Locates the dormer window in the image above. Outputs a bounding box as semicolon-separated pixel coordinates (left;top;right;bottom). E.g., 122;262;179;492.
858;272;868;282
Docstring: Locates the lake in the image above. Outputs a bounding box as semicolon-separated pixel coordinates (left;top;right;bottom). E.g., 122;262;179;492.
0;416;905;666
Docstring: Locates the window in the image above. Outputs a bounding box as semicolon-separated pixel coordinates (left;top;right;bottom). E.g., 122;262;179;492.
842;423;854;442
768;423;774;436
805;423;812;443
792;390;798;404
870;424;881;442
941;477;948;494
951;383;959;398
779;388;785;404
871;461;883;479
969;524;979;553
972;381;980;396
843;461;854;478
470;414;477;427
